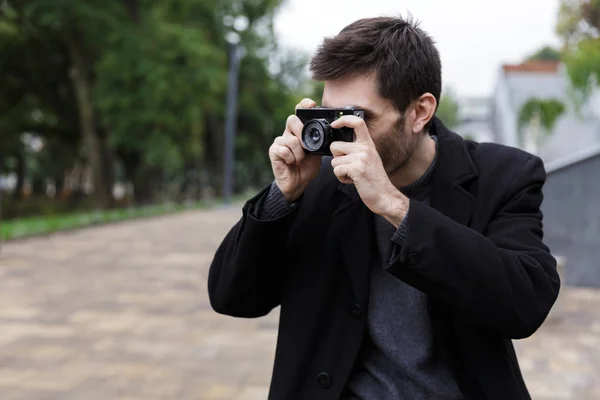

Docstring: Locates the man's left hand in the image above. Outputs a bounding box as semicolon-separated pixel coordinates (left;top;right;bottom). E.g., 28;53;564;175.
329;116;409;227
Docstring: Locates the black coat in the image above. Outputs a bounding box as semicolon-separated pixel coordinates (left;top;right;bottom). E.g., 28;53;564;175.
208;117;561;400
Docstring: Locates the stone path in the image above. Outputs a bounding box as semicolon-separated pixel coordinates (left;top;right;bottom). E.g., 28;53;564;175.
0;206;598;399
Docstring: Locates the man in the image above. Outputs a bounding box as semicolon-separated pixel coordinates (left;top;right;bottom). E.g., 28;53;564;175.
208;15;560;400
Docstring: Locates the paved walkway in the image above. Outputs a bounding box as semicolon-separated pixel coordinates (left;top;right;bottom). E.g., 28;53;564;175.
0;206;598;399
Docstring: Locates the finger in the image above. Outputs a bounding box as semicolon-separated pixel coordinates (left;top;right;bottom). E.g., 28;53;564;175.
330;154;354;169
285;115;305;140
330;141;360;157
333;164;353;184
330;115;372;144
275;134;305;163
270;143;296;165
295;98;317;110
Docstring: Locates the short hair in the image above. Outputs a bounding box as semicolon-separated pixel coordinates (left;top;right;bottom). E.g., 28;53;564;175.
310;15;442;123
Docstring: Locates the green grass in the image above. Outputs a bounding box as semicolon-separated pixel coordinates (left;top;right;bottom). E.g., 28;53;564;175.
0;192;251;241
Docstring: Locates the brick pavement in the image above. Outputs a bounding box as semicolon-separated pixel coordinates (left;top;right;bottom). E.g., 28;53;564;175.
0;206;598;399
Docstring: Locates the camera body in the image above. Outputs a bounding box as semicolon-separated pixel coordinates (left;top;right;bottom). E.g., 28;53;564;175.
295;106;365;156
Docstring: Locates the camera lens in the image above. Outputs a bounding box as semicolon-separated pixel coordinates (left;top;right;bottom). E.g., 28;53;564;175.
309;128;321;143
301;120;329;151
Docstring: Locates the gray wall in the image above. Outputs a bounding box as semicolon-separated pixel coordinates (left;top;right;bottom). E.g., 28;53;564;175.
541;155;600;287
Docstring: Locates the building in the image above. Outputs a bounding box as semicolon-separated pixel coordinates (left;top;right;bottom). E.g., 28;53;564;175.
541;144;600;288
491;61;600;163
454;97;494;143
491;60;600;288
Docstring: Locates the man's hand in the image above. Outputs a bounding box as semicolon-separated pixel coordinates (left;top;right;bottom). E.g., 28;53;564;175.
268;98;322;203
329;116;409;227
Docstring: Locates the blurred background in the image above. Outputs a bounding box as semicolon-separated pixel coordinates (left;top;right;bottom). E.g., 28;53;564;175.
0;0;598;399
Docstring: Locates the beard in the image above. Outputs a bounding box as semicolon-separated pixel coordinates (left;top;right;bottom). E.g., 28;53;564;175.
374;114;419;176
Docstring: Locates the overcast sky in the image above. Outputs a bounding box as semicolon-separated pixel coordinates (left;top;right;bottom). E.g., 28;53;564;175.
273;0;562;98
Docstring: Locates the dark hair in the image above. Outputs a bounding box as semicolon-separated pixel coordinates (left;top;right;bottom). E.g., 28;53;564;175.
310;15;441;124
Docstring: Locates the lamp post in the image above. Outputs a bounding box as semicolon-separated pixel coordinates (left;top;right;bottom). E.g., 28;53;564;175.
222;39;242;205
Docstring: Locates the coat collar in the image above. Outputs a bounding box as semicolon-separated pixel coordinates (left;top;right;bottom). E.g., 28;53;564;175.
331;117;478;304
427;116;478;226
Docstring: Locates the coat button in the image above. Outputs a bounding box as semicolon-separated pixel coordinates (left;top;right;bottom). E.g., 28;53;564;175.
317;372;332;388
407;252;419;266
350;303;363;319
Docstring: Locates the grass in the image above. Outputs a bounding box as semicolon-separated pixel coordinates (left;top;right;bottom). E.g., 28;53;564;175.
0;192;251;241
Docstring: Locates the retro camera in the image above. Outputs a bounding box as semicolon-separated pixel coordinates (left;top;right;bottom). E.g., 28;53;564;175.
295;106;365;156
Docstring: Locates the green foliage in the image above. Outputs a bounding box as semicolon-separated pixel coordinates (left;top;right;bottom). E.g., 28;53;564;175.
526;46;562;61
0;0;306;216
517;98;566;147
557;0;600;43
94;2;228;168
564;38;600;99
556;0;600;103
0;189;256;241
436;88;460;128
1;202;204;241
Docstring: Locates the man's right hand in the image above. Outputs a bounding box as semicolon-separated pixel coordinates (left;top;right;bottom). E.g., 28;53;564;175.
269;98;322;203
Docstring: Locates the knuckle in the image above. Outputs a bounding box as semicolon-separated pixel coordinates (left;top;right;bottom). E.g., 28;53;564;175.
282;129;294;139
284;135;298;146
357;160;366;172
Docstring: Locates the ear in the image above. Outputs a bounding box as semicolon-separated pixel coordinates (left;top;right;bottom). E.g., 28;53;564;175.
411;93;437;134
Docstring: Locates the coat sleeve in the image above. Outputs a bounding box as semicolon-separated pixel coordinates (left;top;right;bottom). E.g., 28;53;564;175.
385;156;561;339
207;185;300;318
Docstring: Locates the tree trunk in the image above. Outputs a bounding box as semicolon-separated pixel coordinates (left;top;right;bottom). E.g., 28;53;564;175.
97;125;116;200
204;113;224;197
13;150;25;200
31;173;45;196
132;167;159;205
54;173;64;197
65;33;114;209
193;161;204;201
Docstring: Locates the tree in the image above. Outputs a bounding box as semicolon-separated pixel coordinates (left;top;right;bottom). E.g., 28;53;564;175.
0;3;81;199
436;88;460;128
526;46;562;61
93;1;230;202
0;0;306;216
517;98;565;152
556;0;600;104
1;1;120;208
557;0;599;46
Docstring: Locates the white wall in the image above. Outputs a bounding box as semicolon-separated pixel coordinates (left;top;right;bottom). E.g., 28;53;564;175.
492;69;518;147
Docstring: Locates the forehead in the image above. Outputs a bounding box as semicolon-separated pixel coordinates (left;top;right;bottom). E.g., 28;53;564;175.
321;73;385;109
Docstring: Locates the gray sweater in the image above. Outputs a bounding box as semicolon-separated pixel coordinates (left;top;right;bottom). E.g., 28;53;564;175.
255;136;463;399
342;137;463;399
